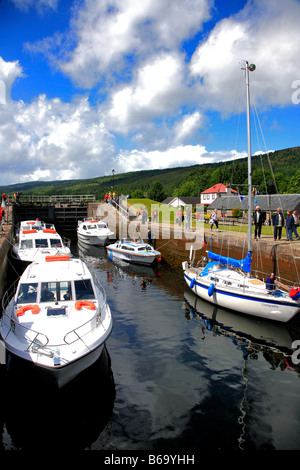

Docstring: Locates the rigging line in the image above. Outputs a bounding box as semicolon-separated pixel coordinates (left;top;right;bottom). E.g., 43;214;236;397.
288;240;300;283
251;105;269;199
252;103;279;196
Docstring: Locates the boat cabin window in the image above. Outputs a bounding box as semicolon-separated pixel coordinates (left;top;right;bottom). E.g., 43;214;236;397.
87;225;97;230
40;281;72;302
35;239;49;248
138;247;146;251
20;239;33;249
98;223;106;229
74;279;95;300
50;239;62;248
17;283;38;304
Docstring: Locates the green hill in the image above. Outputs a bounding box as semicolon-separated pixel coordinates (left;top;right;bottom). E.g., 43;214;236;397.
2;146;300;200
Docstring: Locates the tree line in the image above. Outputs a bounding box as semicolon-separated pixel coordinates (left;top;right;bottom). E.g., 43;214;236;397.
1;146;299;202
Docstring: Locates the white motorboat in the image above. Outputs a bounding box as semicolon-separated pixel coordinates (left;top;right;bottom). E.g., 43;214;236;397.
106;238;162;265
11;219;71;267
77;218;115;246
0;254;113;387
182;61;300;323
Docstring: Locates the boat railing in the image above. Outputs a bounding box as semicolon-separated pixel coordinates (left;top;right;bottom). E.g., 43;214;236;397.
1;280;50;349
251;269;297;292
2;278;20;311
64;275;110;346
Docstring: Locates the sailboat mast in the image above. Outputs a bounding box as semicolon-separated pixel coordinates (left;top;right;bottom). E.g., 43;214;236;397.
243;60;256;253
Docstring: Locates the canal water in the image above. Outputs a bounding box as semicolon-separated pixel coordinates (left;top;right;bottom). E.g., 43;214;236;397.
1;234;300;452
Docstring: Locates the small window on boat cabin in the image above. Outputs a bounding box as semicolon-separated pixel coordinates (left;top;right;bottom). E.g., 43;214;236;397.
41;282;56;302
20;239;33;249
17;283;38;304
98;223;106;229
50;238;62;248
74;279;95;300
35;238;49;248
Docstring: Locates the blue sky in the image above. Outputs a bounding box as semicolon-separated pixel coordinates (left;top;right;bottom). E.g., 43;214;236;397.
0;0;299;186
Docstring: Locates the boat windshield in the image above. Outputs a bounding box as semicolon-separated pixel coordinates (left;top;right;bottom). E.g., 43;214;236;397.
35;239;49;248
20;239;33;249
40;281;72;302
50;239;62;247
74;279;95;300
17;283;38;304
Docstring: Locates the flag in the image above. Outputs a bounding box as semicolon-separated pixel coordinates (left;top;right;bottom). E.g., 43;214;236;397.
238;190;244;202
203;233;207;247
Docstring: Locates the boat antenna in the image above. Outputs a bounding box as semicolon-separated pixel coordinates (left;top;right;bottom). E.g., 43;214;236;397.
241;60;256;254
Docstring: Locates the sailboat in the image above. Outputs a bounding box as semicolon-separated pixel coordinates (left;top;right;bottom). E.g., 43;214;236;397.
182;61;300;323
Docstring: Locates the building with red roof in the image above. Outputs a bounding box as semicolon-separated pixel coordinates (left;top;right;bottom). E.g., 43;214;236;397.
201;183;238;206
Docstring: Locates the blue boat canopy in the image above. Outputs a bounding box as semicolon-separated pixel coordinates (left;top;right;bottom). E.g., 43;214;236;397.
207;250;252;273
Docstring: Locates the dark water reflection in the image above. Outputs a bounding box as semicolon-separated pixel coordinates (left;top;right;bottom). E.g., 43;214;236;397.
1;236;300;451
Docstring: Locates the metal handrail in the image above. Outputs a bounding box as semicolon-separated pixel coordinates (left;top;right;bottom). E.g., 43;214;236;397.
11;194;96;204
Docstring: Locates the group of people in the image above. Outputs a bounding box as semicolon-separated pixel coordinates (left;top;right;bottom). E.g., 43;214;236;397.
253;206;299;241
175;207;192;229
104;191;118;205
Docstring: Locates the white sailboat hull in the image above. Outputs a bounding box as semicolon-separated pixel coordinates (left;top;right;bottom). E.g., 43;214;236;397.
183;267;300;323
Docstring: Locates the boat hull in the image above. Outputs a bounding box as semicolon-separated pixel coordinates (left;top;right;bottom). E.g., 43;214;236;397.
77;232;112;246
0;311;113;388
184;270;300;323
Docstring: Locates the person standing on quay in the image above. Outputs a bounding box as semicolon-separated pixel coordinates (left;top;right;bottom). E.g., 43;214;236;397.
185;206;191;230
253;206;263;240
0;206;4;232
286;210;299;241
292;210;300;239
273;208;285;241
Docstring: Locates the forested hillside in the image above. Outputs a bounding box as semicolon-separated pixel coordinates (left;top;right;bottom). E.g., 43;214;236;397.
2;146;299;201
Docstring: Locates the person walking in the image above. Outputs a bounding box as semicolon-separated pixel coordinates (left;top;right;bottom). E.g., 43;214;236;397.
253;206;263;240
272;208;285;241
210;209;219;231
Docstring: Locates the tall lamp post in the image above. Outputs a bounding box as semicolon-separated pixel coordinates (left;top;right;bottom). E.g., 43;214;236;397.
112;169;115;192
